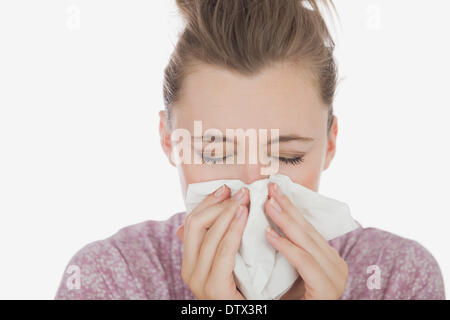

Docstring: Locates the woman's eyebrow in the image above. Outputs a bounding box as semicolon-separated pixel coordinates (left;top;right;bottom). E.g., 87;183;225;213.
270;134;314;144
192;134;314;144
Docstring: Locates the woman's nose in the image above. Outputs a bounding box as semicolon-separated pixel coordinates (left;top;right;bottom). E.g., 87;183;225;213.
237;163;269;185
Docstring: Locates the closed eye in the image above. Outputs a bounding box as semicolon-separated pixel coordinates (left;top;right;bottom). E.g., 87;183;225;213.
276;155;305;165
201;152;233;164
199;151;305;165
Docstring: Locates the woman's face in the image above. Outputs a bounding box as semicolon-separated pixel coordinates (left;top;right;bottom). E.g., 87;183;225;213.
159;61;338;199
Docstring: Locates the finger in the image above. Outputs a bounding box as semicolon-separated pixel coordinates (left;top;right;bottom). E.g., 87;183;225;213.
187;184;230;218
178;185;248;242
186;188;250;284
264;195;344;287
265;226;337;299
268;183;344;265
268;183;327;241
182;187;249;282
207;202;249;297
182;186;230;282
191;202;247;291
182;183;230;243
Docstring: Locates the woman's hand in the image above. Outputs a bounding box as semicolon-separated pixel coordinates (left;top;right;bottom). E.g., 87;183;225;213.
176;185;249;300
264;182;349;300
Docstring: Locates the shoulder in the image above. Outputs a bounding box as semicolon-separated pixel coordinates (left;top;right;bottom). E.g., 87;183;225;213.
330;221;446;299
54;211;187;299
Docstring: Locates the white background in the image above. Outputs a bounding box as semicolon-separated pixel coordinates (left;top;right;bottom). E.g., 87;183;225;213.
0;0;448;299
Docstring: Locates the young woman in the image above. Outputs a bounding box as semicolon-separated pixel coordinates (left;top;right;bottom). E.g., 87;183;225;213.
55;0;445;299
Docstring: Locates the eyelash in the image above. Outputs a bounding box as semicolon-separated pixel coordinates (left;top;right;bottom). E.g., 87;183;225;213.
278;155;305;165
201;154;305;165
202;155;231;164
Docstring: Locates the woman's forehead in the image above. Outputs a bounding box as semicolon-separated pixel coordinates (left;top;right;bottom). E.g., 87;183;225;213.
173;97;327;136
174;62;326;132
179;61;320;105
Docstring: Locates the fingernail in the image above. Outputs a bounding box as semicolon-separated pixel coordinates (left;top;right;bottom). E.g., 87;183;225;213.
231;188;245;201
214;185;225;198
269;197;282;213
266;226;279;238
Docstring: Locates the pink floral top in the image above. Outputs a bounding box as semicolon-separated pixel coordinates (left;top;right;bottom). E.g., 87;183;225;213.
54;211;445;299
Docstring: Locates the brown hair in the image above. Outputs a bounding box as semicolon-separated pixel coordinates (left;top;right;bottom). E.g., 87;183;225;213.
163;0;338;134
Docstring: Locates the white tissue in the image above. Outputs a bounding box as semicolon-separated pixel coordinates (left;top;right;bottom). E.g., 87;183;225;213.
184;173;359;300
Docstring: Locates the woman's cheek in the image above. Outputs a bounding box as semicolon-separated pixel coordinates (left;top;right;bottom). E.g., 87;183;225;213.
277;160;322;192
299;169;321;192
178;163;234;198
